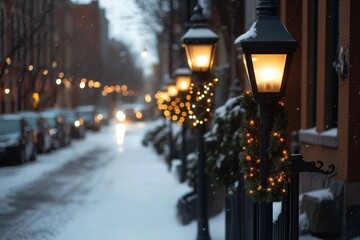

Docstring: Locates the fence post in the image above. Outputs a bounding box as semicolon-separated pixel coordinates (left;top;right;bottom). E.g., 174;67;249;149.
290;154;336;239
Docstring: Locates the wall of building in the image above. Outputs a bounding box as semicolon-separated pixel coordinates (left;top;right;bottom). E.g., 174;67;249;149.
70;0;108;106
296;0;360;237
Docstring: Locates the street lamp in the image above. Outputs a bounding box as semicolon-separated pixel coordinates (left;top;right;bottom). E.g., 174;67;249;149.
182;6;218;75
235;0;298;239
174;68;192;182
166;79;177;169
167;81;178;98
236;1;298;103
175;68;192;92
181;4;219;240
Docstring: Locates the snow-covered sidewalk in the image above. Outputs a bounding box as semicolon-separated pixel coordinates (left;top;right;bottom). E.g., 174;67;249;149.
50;121;225;240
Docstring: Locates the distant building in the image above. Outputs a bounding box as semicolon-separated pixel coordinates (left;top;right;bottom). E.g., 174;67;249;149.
70;0;109;106
0;0;75;112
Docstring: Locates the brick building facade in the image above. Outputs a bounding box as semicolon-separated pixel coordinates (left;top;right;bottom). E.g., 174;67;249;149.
70;0;108;106
279;0;359;237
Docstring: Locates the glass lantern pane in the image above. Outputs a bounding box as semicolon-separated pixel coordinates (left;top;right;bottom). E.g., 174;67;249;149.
185;44;214;72
251;54;287;92
242;53;250;79
176;76;191;91
167;85;178;97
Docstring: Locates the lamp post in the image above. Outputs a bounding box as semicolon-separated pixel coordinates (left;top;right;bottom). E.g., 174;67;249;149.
166;79;178;170
181;4;219;240
235;0;298;239
174;67;192;182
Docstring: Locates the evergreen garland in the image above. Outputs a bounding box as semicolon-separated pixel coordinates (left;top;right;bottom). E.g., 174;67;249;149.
205;91;291;202
205;96;244;188
240;92;291;202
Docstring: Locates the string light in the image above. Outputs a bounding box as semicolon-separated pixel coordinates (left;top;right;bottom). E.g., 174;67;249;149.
240;91;291;202
187;78;218;126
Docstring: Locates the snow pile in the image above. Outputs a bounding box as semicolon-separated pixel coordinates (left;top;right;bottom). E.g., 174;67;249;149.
303;188;333;201
273;201;282;222
299;212;310;233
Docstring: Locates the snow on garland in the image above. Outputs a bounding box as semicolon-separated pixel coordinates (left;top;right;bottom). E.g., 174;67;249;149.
205;91;291;202
240;91;291;202
205;96;244;189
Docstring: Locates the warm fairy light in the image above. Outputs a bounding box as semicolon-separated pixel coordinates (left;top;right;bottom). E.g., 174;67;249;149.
79;82;86;89
28;65;34;71
88;80;94;88
59;72;65;78
145;94;152;103
94;81;101;88
5;57;11;65
4;88;10;94
239;91;291;202
121;85;128;91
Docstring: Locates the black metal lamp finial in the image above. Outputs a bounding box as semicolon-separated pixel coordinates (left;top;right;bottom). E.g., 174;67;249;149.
191;4;207;23
256;0;278;17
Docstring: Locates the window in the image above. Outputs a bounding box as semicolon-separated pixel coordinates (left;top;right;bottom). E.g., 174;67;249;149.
309;0;318;128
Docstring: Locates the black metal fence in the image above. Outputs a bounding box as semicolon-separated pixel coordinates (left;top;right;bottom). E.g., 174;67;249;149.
226;154;335;240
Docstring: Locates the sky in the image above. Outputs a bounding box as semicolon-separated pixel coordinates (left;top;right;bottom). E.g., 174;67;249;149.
71;0;158;76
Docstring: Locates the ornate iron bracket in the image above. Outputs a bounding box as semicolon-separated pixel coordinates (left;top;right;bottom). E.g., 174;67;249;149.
291;154;336;175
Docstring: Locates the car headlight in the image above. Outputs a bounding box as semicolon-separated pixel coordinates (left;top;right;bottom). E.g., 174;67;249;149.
74;120;81;128
116;111;126;121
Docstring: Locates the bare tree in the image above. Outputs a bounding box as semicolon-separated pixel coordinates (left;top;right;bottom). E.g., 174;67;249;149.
134;0;170;34
0;0;60;111
0;0;57;81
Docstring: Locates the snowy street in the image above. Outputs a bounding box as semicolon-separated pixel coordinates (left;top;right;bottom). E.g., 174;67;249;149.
0;121;225;240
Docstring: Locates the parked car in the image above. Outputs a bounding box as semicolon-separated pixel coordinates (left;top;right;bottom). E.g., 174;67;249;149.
18;111;52;154
63;109;85;139
41;111;71;149
115;103;148;122
0;114;37;165
76;105;101;131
